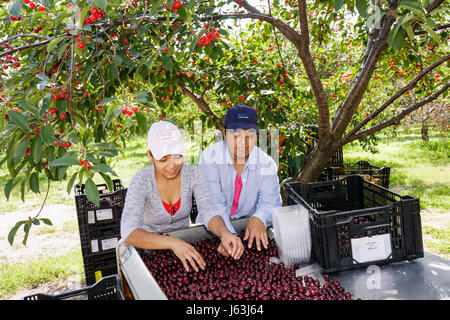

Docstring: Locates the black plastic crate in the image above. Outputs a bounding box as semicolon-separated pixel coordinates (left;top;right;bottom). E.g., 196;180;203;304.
83;251;118;286
320;160;391;189
23;274;124;300
74;179;126;286
286;175;423;273
79;223;121;257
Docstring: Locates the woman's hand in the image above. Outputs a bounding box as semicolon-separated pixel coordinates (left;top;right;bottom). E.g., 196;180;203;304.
243;216;268;251
169;237;206;272
218;231;244;260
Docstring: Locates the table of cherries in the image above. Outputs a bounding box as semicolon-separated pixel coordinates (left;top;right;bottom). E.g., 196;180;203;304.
139;232;357;300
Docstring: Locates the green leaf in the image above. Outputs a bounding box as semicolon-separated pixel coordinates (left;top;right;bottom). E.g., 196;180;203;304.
177;5;189;21
136;111;148;133
150;0;165;15
99;172;114;192
8;0;22;18
97;97;117;106
13;139;29;166
333;0;345;10
6;110;29;131
39;218;53;226
355;0;368;17
422;23;442;45
40;125;55;145
161;56;173;71
91;163;117;176
5;179;15;200
8;221;26;246
30;172;40;194
67;171;78;194
388;24;405;50
79;6;90;29
94;0;107;11
22;221;32;245
31;135;42;164
49;157;80;167
105;105;122;127
47;37;65;53
85;178;100;206
17;100;40;118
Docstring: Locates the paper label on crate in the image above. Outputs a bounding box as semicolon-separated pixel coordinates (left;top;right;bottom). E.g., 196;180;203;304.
101;237;118;251
87;210;96;224
351;233;392;264
91;239;99;253
96;208;113;221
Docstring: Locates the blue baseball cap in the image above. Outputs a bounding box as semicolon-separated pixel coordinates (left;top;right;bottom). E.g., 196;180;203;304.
224;105;258;132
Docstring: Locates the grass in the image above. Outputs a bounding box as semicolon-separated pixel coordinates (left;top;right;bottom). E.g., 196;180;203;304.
0;247;84;299
343;126;449;212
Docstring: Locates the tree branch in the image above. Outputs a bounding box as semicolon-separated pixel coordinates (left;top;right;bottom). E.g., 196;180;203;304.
0;33;47;48
343;54;450;143
414;23;450;35
0;35;65;59
236;0;330;141
296;0;331;142
331;4;398;138
177;84;224;132
343;82;449;144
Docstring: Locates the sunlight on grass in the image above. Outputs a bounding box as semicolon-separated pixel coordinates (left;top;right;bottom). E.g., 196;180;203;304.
0;248;84;299
344;127;449;212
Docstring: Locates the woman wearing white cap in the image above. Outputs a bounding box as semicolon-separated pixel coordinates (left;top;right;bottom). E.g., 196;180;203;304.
120;121;244;272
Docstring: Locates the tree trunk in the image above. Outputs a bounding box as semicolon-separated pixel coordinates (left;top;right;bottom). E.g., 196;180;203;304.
294;140;340;182
421;123;429;141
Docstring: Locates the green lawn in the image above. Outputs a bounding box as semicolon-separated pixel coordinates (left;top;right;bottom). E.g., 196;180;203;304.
343;127;449;212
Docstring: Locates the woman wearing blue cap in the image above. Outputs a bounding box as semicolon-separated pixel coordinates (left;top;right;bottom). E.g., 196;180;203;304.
196;105;282;257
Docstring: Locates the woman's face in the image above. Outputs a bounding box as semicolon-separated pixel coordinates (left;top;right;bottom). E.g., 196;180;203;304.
225;128;257;164
148;151;183;180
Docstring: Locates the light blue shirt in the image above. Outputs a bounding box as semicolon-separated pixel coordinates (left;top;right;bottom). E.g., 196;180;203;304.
196;140;282;234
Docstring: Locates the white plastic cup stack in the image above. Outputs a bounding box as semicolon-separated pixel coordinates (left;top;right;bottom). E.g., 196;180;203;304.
272;204;311;266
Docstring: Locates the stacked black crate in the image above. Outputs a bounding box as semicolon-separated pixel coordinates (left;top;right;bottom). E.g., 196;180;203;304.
74;180;127;286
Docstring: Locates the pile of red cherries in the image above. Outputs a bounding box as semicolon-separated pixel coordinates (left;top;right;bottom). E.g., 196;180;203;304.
140;233;356;300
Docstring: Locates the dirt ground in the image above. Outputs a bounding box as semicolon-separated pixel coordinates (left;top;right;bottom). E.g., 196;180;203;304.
1;204;448;300
0;204;85;300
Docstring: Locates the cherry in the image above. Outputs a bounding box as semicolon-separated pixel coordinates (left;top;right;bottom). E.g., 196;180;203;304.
139;233;356;300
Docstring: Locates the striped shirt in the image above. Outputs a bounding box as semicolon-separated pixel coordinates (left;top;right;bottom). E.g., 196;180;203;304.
120;163;218;240
196;140;282;234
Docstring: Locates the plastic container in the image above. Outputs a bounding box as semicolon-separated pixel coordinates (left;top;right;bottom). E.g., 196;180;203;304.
22;274;124;300
272;205;311;266
320;160;391;188
286;175;424;273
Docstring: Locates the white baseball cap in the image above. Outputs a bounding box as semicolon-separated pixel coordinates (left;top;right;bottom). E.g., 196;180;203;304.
147;121;186;160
